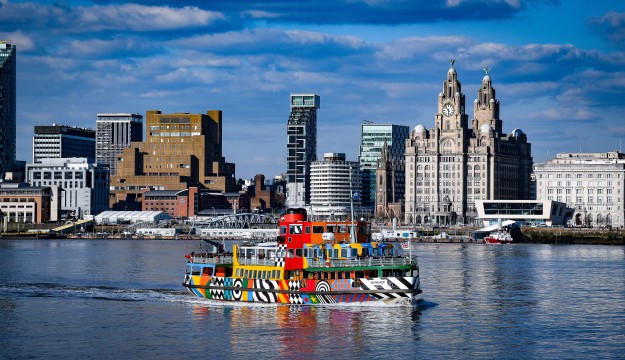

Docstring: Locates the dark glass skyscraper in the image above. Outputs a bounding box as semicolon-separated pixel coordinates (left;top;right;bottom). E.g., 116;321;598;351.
286;94;319;207
0;41;16;178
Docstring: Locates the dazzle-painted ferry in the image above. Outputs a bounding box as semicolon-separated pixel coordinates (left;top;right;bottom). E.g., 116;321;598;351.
183;208;422;305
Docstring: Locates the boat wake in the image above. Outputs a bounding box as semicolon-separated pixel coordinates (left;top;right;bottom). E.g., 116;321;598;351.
0;283;192;303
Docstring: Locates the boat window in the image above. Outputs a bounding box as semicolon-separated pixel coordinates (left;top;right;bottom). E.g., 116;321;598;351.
338;272;343;279
280;226;287;235
305;226;311;234
340;249;347;258
191;266;201;276
355;271;364;279
327;225;335;233
339;225;347;233
203;267;213;276
290;224;302;234
312;226;324;234
252;270;257;278
185;265;191;274
295;249;303;257
287;249;295;258
244;270;249;277
351;249;358;257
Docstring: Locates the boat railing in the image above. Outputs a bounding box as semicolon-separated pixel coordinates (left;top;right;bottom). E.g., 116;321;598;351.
309;256;414;268
190;253;417;268
190;253;234;264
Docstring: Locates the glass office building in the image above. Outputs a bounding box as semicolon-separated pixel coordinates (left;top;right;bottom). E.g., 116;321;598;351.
0;41;16;178
358;124;409;208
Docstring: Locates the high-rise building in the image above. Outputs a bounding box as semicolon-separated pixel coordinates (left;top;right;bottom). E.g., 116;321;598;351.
96;113;143;175
404;62;533;226
0;41;16;178
109;110;236;210
32;125;96;163
359;123;409;209
534;151;625;228
26;158;110;218
286;94;320;207
310;152;361;217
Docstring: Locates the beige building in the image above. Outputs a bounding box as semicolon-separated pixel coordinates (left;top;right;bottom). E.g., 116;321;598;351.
404;62;533;226
110;110;236;210
534;152;625;228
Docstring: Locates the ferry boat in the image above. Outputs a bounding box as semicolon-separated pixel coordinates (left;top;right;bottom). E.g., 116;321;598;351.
183;208;422;305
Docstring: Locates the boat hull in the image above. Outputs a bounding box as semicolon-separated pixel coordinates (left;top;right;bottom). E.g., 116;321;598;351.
183;275;421;305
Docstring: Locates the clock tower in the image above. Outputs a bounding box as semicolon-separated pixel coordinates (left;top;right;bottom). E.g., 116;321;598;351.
436;59;469;132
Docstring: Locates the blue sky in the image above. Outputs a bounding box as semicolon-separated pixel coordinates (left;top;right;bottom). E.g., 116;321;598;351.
2;0;625;180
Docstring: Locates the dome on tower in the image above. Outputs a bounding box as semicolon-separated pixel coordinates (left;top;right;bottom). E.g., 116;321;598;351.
480;124;491;133
448;67;456;76
482;74;491;83
511;128;524;138
414;124;426;133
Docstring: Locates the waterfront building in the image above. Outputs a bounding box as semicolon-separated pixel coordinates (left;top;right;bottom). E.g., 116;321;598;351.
0;41;16;178
26;158;110;218
534;151;625;228
359;123;409;210
474;199;572;227
286;94;320;208
405;62;533;226
110;110;236;210
32;125;96;163
309;152;361;218
141;188;199;219
0;182;60;223
96;113;143;176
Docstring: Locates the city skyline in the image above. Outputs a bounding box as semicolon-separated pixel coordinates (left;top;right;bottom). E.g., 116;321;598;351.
1;1;624;180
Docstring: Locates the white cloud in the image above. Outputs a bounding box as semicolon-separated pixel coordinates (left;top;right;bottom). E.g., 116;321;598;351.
0;31;35;51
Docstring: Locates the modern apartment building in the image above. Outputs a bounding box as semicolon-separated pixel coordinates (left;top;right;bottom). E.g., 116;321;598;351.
109;110;236;210
96;113;143;175
534;151;625;228
309;152;361;217
286;94;320;208
0;41;16;178
404;62;533;226
359;123;409;209
26;158;110;218
32;125;96;163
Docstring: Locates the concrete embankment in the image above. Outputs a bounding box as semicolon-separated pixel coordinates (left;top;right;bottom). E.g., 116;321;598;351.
522;228;625;245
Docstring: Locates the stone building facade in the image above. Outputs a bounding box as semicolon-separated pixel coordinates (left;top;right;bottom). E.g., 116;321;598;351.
404;62;533;226
534;152;625;228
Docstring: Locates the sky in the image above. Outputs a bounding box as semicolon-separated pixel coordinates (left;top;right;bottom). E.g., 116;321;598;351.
1;0;625;180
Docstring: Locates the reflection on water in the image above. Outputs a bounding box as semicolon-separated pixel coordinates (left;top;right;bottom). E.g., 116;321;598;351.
0;240;624;359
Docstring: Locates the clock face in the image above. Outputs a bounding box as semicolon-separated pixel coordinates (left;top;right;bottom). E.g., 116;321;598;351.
443;104;454;117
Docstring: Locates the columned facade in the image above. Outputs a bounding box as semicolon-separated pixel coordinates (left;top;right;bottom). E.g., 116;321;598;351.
534;152;625;228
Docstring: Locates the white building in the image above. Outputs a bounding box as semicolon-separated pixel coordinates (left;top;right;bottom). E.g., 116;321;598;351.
534;151;625;228
309;153;361;217
26;158;109;218
474;200;572;227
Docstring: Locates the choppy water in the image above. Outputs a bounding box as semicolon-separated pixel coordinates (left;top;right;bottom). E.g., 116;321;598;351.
1;239;624;359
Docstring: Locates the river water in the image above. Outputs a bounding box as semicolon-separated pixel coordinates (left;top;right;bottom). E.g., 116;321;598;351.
0;239;624;359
